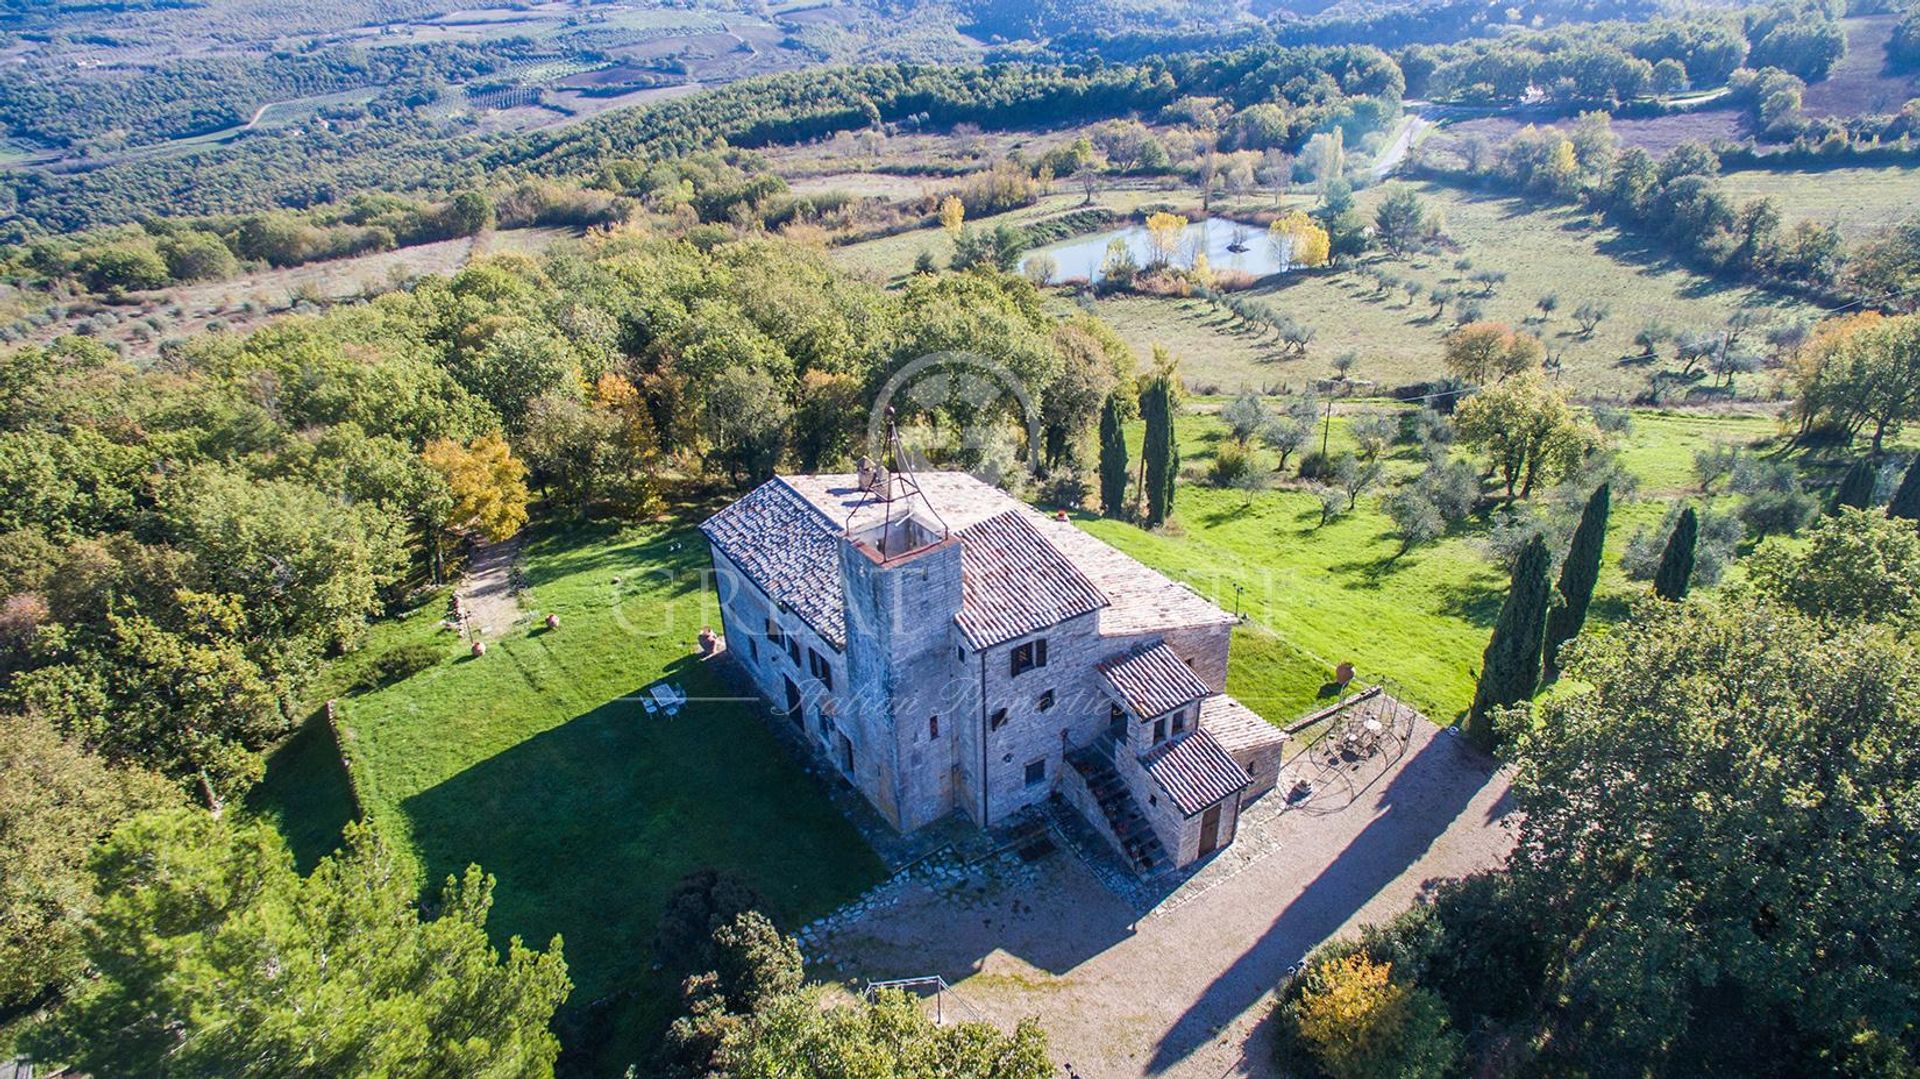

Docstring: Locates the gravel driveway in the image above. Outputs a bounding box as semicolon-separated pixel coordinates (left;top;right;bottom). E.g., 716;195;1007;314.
811;717;1515;1077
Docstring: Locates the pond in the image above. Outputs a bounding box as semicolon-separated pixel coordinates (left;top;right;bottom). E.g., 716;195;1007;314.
1019;216;1285;283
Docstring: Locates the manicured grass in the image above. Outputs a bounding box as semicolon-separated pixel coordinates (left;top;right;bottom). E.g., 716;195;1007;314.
256;521;886;1063
240;712;359;873
1718;163;1920;240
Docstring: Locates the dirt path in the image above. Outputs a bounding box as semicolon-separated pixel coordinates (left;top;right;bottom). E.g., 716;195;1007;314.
815;718;1515;1077
457;534;526;639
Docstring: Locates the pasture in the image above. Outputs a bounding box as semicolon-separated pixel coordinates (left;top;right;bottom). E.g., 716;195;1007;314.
1718;162;1920;240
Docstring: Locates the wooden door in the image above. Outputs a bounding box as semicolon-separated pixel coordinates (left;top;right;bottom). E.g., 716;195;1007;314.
1198;803;1222;857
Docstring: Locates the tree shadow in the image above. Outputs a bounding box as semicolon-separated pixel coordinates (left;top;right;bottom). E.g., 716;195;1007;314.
1435;578;1503;628
1146;734;1502;1073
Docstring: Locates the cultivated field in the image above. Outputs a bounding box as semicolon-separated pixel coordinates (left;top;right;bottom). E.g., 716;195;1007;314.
1431;107;1749;161
14;226;575;360
1718;162;1920;239
903;178;1818;401
1802;15;1919;119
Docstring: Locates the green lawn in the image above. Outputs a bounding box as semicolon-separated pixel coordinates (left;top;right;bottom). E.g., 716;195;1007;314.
253;520;886;1065
1091;403;1801;724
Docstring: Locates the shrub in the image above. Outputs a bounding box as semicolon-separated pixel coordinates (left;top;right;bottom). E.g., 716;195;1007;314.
349;641;443;692
1039;466;1090;509
1298;448;1338;481
1209;443;1254;488
655;869;767;978
1280;952;1460;1079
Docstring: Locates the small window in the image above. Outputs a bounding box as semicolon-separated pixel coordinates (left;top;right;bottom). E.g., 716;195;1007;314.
929;715;940;739
1153;718;1167;743
819;714;832;739
1172;709;1187;736
787;638;800;666
1010;638;1048;676
808;648;833;690
747;638;758;663
1037;689;1055;713
1024;759;1046;786
990;707;1009;731
957;645;966;663
766;618;786;650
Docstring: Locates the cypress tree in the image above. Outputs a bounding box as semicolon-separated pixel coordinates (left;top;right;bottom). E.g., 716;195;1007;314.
1543;483;1610;679
1141;373;1178;527
1887;455;1920;522
1098;393;1130;520
1466;533;1552;747
1834;457;1875;511
1653;505;1697;601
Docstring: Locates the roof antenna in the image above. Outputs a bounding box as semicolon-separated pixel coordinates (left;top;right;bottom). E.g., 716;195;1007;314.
846;405;950;561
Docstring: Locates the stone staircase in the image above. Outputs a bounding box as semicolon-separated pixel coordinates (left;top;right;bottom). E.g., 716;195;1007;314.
1065;740;1168;875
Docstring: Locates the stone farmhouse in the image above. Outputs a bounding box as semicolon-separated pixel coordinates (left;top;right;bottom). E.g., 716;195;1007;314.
700;466;1288;875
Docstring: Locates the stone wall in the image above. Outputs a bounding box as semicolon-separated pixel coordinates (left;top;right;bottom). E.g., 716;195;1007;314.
972;610;1109;826
839;533;966;832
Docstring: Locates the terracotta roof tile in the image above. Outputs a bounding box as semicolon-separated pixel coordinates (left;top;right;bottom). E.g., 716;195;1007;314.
1200;693;1289;756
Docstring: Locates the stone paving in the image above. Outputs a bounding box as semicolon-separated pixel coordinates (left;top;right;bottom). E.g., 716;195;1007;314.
805;714;1517;1078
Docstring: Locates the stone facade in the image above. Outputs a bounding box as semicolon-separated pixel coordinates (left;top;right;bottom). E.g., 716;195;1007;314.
701;472;1290;873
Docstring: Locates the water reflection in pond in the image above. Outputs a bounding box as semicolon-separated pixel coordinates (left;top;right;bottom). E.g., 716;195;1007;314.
1019;216;1287;283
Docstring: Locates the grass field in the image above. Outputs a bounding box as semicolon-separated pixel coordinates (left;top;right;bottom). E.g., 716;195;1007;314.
831;178;1814;401
1059;181;1812;400
252;519;886;1064
1719;162;1920;240
1091;402;1798;724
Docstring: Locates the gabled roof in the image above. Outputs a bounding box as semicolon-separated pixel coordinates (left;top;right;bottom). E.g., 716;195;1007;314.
1142;729;1250;816
1098;641;1211;719
954;510;1109;649
1200;693;1289;757
700;479;848;649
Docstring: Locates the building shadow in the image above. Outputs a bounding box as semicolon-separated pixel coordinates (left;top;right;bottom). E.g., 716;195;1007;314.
396;661;888;1048
1146;734;1500;1074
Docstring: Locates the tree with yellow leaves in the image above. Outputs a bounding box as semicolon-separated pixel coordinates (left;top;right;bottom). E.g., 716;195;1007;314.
1269;210;1330;269
1145;211;1189;269
592;372;662;513
1285;952;1458;1079
938;195;965;236
423;433;530;544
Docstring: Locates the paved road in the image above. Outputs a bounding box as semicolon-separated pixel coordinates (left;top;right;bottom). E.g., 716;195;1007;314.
1371;114;1432;180
821;718;1515;1077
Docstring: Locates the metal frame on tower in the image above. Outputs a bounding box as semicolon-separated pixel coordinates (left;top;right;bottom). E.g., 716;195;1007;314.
844;406;950;562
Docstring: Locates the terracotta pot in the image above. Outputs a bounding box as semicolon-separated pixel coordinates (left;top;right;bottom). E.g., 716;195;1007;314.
471;640;487;657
